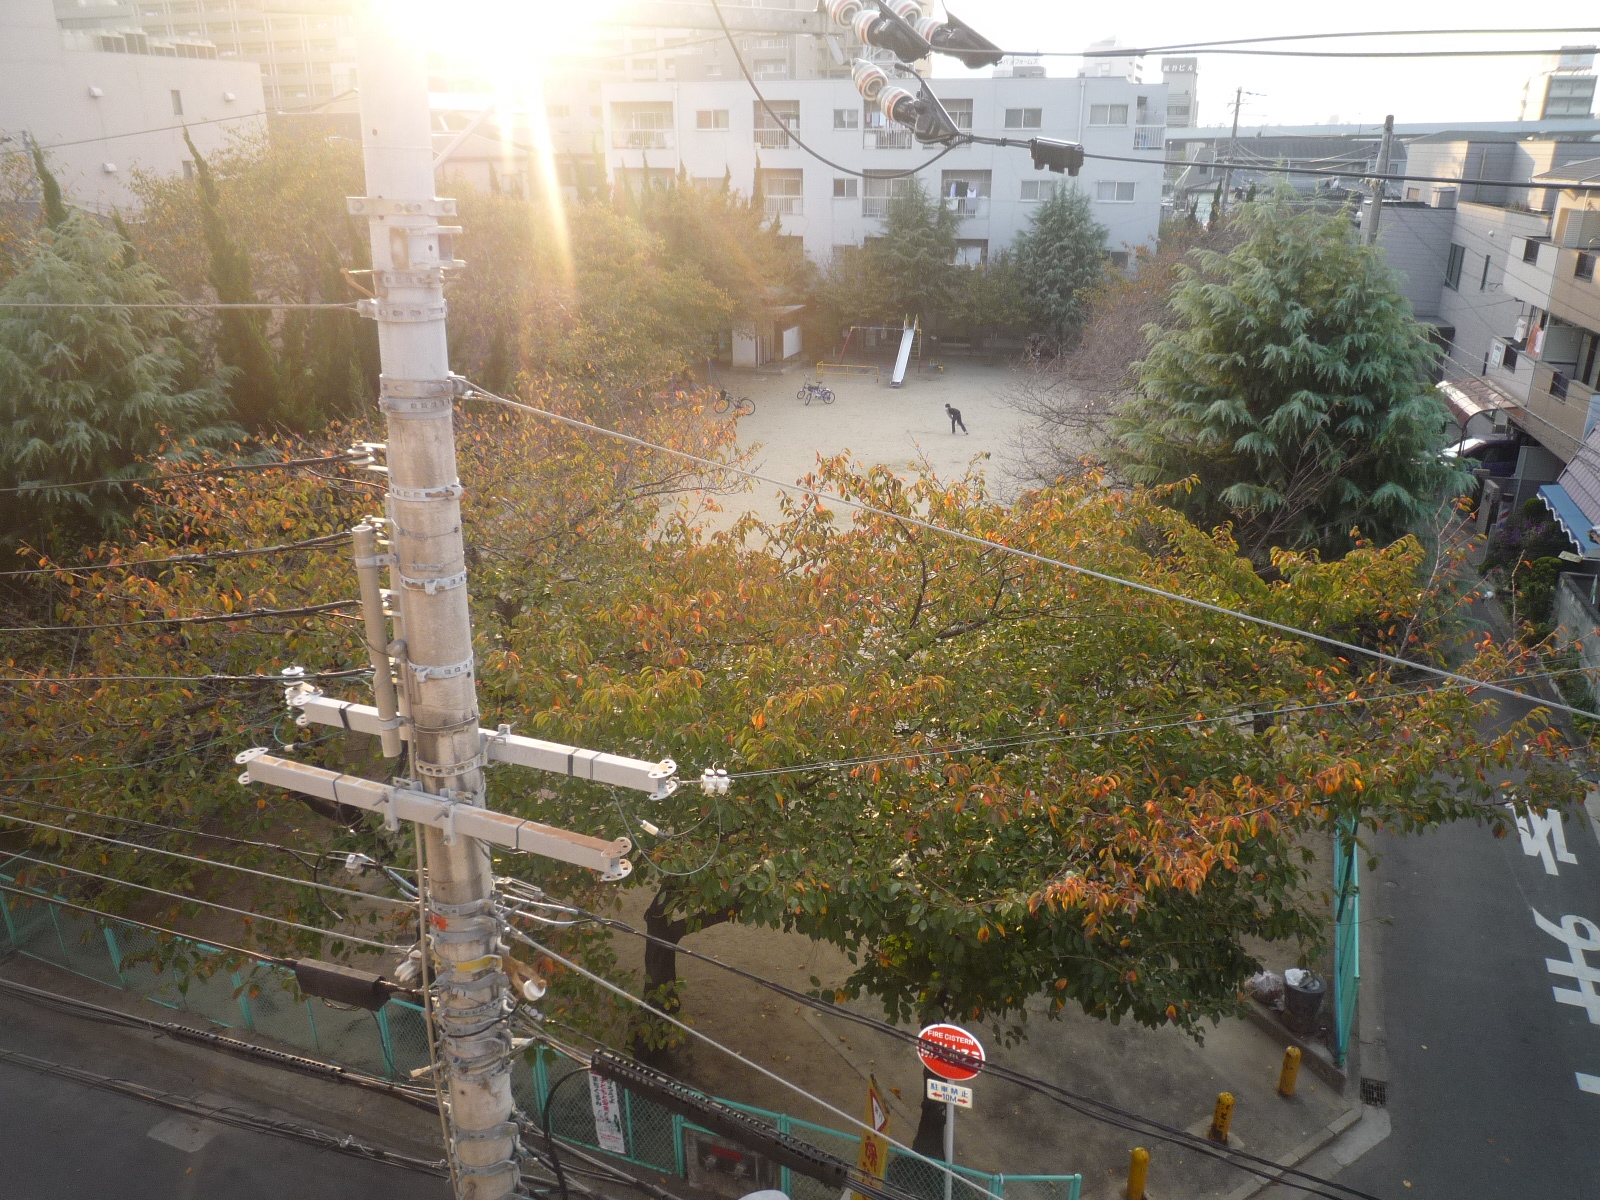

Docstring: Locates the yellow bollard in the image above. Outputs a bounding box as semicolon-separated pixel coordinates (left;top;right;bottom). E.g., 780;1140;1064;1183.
1278;1046;1303;1098
1126;1146;1150;1200
1208;1091;1235;1143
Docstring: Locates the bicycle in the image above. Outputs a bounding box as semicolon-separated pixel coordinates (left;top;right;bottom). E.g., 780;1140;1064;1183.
711;389;755;416
798;380;835;406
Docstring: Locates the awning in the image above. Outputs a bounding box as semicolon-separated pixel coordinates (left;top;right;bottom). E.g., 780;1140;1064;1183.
1538;484;1600;560
1436;378;1520;427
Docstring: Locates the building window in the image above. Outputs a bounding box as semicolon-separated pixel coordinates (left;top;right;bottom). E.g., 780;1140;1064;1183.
182;159;194;180
1480;254;1492;290
955;239;988;266
1523;238;1541;263
611;101;674;150
1444;243;1465;290
1004;108;1042;129
1108;250;1130;268
942;99;973;130
1577;252;1596;282
833;177;858;199
632;58;657;71
170;88;184;115
754;99;799;148
1405;187;1421;201
833;108;859;130
1095;180;1135;203
1020;179;1054;201
548;105;571;119
696;109;729;130
753;58;788;80
760;168;803;216
704;63;722;76
1089;104;1129;125
863;106;911;149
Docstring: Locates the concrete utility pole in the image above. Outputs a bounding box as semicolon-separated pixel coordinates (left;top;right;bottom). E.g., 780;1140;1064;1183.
1219;85;1242;213
350;8;518;1196
1364;114;1395;246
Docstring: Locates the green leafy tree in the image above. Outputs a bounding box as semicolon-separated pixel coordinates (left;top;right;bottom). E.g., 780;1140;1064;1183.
0;214;236;549
1012;182;1107;344
948;249;1029;345
871;176;959;327
1112;189;1466;562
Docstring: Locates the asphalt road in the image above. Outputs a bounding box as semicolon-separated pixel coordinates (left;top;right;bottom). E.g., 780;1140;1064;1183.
0;1054;450;1200
1335;799;1600;1196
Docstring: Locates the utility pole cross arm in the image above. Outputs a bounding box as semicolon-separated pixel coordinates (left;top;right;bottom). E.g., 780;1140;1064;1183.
235;750;633;878
285;688;679;798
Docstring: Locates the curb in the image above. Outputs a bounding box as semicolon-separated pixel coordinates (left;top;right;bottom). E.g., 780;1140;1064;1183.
1239;1002;1347;1092
1216;1103;1364;1200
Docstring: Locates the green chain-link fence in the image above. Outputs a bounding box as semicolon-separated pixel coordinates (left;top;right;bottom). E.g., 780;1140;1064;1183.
0;864;1080;1200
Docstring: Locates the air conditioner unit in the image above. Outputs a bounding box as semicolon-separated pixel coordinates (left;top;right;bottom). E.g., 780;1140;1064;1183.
1491;409;1510;435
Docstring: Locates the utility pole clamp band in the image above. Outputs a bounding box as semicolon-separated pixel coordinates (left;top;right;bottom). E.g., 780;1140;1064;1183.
399;568;468;594
390;481;465;503
408;654;474;681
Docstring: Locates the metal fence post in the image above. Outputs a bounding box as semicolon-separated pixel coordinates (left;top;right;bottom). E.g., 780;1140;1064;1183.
233;969;256;1031
102;926;127;988
375;1005;397;1079
671;1113;686;1177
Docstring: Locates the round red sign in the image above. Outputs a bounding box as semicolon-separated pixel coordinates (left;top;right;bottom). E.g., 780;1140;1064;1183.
916;1023;985;1082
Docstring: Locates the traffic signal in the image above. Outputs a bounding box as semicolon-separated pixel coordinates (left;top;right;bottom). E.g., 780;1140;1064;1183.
1030;138;1086;175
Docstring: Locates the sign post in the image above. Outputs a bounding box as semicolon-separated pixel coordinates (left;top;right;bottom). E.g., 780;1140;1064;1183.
916;1024;985;1200
852;1075;892;1200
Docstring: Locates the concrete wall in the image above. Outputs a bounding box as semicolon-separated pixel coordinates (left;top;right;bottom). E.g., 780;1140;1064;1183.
1555;572;1600;702
2;0;265;213
600;75;1167;265
1372;204;1453;318
1437;203;1554;377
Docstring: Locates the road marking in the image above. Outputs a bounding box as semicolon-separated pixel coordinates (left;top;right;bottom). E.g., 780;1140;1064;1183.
1585;790;1600;850
1512;806;1578;875
1577;1073;1600;1095
147;1114;222;1153
1533;909;1600;1023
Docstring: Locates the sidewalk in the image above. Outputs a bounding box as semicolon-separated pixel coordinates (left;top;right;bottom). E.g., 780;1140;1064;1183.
612;903;1361;1200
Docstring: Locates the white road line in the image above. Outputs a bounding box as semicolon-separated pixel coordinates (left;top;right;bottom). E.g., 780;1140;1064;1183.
1576;1073;1600;1095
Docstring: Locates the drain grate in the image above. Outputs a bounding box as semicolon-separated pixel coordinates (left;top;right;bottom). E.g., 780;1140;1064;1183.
1360;1077;1388;1108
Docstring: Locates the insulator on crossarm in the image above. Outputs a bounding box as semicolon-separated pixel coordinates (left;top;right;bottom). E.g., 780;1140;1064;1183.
827;0;865;25
879;86;918;126
884;0;922;18
913;16;941;40
852;59;889;104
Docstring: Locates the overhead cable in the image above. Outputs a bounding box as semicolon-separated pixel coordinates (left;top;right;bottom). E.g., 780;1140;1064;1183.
1066;26;1600;54
0;668;370;684
0;300;360;310
0;850;404;951
507;899;1381;1200
0;450;371;494
466;382;1600;723
0;599;358;634
507;927;1004;1200
0;811;414;907
0;531;353;578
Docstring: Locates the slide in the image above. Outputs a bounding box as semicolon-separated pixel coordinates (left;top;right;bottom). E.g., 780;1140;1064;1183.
890;318;917;388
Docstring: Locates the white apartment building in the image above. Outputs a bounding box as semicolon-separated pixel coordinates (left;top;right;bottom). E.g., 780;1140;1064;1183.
599;75;1169;265
6;0;265;212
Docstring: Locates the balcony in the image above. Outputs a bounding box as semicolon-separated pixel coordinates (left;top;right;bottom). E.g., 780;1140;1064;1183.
946;196;989;219
863;197;890;219
754;128;793;150
763;196;802;218
612;129;672;151
864;127;912;150
1528;362;1589;457
1132;124;1166;150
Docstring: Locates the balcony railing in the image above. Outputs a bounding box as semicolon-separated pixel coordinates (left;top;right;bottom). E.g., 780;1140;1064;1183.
946;196;989;219
613;129;672;150
864;127;912;150
862;197;890;218
754;128;793;149
763;196;802;217
1132;124;1166;150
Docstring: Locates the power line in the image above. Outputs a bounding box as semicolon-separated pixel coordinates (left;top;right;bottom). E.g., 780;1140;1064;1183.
505;927;1005;1200
1044;44;1600;59
722;664;1593;781
0;811;414;908
708;0;963;180
0;451;372;495
0;668;369;685
466;381;1600;723
0;301;360;310
504;897;1380;1200
0;599;358;634
1085;151;1600;192
0;850;404;951
0;532;353;578
1063;26;1600;55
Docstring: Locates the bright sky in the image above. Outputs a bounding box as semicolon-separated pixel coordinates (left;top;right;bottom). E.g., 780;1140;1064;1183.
929;2;1600;128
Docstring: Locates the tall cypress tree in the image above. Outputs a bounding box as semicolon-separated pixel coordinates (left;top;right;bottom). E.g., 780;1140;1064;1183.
1112;188;1465;562
184;131;281;429
1012;182;1107;345
30;142;68;229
